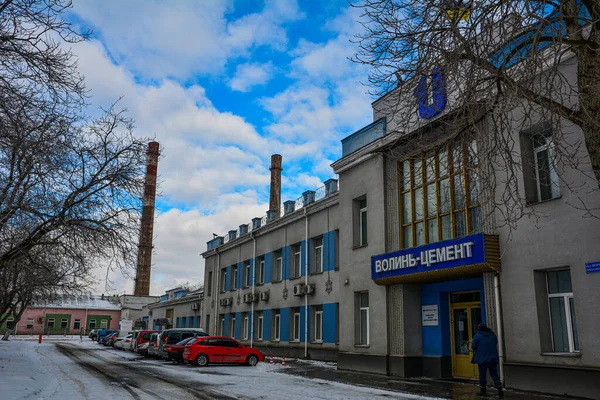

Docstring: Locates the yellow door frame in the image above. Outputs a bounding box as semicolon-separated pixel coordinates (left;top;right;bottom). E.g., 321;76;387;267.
449;292;481;379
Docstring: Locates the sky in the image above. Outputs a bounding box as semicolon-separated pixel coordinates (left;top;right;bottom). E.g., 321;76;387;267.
67;0;374;296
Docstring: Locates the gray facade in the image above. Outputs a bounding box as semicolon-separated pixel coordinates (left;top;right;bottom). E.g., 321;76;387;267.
141;289;204;330
329;57;600;398
202;182;340;361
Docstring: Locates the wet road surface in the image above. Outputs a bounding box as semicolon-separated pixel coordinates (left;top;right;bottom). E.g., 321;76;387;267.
56;343;236;400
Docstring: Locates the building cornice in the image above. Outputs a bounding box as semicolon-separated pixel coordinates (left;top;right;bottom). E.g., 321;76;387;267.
332;131;402;174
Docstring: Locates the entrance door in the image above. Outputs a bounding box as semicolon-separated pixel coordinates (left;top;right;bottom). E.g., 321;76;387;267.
450;294;482;379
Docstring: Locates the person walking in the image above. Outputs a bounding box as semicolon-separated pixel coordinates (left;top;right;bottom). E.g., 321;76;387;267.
471;323;504;398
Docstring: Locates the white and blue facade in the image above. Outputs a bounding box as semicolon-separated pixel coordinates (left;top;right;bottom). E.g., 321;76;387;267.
203;183;340;361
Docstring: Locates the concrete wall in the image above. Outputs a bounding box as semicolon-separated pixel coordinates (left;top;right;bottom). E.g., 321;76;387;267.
335;154;389;373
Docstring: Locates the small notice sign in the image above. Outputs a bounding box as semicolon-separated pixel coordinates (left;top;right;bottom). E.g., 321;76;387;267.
586;262;600;274
422;305;439;326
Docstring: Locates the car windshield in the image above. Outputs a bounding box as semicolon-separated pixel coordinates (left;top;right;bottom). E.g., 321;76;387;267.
175;337;195;346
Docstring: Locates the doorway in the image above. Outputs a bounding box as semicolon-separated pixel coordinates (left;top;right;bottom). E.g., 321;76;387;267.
449;291;482;379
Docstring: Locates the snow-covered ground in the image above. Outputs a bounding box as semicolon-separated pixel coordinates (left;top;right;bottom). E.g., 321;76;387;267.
0;339;443;400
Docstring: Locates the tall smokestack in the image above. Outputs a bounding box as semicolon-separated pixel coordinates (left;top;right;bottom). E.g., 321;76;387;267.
269;154;282;219
134;141;160;297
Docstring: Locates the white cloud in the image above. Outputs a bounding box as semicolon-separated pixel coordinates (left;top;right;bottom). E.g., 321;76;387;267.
229;62;275;92
71;0;303;80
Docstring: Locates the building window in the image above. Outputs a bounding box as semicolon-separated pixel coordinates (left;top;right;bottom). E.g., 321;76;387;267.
292;308;301;341
89;319;96;329
221;268;227;293
232;265;238;291
312;237;324;274
360;199;368;246
60;318;68;329
47;318;55;329
26;318;34;329
257;312;264;341
273;310;280;341
533;132;560;202
257;257;265;285
73;319;81;330
292;244;301;279
400;136;480;249
230;316;236;338
242;313;249;340
357;292;369;345
244;261;251;287
219;315;225;335
207;271;212;296
273;250;283;282
100;319;108;329
314;306;323;342
6;317;15;329
547;270;578;352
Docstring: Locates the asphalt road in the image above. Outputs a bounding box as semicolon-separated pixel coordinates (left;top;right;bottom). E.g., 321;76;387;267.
55;343;236;400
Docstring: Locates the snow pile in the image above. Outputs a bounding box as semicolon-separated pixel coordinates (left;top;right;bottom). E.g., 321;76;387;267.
31;294;121;310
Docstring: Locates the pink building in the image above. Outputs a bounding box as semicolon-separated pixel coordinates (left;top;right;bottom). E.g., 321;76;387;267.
2;295;121;335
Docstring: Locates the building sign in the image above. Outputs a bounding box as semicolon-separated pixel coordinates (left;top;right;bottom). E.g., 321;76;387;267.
422;305;439;326
119;320;132;331
413;67;447;119
372;233;499;285
586;262;600;274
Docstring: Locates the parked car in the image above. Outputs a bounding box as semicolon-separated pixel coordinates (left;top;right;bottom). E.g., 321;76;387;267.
114;333;133;350
166;337;198;363
183;336;265;367
146;333;160;358
132;330;160;353
129;331;141;352
158;328;207;359
97;329;118;343
137;341;151;356
101;332;118;346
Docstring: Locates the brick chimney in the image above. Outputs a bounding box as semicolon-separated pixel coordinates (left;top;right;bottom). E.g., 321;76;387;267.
269;154;282;220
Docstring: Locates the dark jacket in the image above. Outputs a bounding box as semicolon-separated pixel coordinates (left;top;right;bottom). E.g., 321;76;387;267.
471;327;499;364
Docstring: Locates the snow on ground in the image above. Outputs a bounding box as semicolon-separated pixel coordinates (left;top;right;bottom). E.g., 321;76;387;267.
1;338;444;400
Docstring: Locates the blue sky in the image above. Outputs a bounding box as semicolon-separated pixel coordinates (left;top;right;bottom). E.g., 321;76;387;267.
68;0;373;295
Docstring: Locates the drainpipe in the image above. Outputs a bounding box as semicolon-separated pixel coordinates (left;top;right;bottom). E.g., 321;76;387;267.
304;207;308;359
494;273;505;384
213;248;220;336
250;232;256;348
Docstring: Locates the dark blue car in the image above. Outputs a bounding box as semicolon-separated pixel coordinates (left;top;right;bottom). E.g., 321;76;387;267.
97;329;118;343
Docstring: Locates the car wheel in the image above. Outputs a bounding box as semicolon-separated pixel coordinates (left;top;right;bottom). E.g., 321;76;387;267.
247;355;258;367
195;354;209;367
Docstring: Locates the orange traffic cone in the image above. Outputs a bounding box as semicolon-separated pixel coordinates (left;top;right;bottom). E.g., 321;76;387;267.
269;355;273;364
282;356;286;367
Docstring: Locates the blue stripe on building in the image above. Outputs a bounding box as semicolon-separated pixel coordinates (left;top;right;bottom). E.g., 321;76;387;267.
280;307;290;341
264;252;272;284
263;309;272;341
224;314;230;336
323;303;337;343
225;266;232;292
235;312;242;340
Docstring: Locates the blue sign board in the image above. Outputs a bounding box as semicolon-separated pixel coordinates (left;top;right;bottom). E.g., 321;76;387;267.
372;233;486;281
585;262;600;274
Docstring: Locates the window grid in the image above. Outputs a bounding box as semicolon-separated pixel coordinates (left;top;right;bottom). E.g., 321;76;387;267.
221;269;227;293
315;310;323;342
399;137;480;249
26;318;34;329
74;319;81;330
242;315;249;340
220;315;225;335
315;238;323;273
276;256;283;281
258;259;265;284
359;293;369;345
47;318;55;328
293;311;301;341
230;317;236;338
257;314;263;340
232;266;238;290
359;199;368;246
89;319;96;329
274;312;281;341
533;132;560;202
244;262;251;287
547;271;578;353
293;245;301;278
100;319;108;329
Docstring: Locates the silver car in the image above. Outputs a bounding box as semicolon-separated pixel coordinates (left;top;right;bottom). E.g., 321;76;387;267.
146;333;160;358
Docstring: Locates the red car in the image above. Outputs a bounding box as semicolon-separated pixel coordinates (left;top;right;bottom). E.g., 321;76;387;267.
183;336;265;367
167;337;198;363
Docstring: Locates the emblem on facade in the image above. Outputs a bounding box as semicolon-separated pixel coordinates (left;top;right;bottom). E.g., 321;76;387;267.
325;278;333;294
282;287;288;300
413;67;447;119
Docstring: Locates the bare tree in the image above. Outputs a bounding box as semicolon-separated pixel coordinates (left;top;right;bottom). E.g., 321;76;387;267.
0;1;151;321
352;0;600;231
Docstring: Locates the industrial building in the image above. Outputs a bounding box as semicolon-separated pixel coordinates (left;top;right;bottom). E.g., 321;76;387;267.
141;287;204;330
